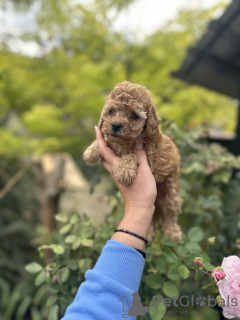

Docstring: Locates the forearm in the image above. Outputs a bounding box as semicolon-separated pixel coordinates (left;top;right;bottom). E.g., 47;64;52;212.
62;240;145;320
111;206;155;251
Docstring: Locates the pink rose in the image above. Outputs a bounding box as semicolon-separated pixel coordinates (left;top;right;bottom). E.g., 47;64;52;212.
217;255;240;319
213;268;226;282
221;256;240;281
193;258;203;266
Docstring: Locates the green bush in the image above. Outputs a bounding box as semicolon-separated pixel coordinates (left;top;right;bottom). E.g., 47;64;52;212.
22;123;240;319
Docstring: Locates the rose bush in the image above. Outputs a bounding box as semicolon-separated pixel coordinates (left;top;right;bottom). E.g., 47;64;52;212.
21;123;240;320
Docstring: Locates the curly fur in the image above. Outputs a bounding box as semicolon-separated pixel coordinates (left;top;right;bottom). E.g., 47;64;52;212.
83;81;183;241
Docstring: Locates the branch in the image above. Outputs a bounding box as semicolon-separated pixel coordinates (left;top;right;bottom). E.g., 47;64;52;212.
0;164;28;200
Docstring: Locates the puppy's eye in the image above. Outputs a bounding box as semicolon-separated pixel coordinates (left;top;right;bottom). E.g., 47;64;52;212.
131;113;139;120
109;109;114;115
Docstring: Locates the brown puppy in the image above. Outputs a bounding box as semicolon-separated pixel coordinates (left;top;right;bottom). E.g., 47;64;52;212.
83;81;182;241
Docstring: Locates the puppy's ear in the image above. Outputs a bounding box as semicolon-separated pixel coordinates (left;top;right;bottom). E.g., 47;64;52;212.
145;104;161;136
98;110;104;129
98;96;110;129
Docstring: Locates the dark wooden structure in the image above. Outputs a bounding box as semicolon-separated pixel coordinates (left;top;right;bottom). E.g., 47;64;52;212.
172;0;240;155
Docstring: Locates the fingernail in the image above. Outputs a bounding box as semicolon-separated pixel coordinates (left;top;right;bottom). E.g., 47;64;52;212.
95;125;97;133
135;143;143;150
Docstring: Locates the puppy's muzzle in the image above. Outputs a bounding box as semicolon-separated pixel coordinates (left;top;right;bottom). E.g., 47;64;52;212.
112;122;122;132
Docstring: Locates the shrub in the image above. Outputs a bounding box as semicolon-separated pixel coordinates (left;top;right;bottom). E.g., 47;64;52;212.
24;123;240;320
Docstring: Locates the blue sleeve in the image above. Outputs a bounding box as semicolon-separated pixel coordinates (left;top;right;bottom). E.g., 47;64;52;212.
62;240;145;320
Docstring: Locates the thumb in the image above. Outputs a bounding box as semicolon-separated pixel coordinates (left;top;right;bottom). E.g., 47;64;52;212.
134;143;148;165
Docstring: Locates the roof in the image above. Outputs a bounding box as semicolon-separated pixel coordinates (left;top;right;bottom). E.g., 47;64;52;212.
172;0;240;99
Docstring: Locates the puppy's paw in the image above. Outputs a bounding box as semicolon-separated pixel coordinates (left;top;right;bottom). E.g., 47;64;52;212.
114;169;137;185
164;224;182;242
83;148;100;166
113;154;138;186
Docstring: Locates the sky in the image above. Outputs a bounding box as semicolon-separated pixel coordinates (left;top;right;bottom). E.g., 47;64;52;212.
111;0;228;40
0;0;230;56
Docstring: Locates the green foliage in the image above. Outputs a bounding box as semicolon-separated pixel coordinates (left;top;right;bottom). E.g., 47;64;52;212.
149;297;166;320
25;263;43;274
0;1;236;159
22;123;240;320
0;1;239;320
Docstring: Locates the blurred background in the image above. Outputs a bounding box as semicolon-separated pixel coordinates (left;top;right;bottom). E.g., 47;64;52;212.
0;0;240;319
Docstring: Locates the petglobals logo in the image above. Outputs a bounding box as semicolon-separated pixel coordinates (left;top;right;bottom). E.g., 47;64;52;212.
119;291;149;318
152;295;238;308
119;293;238;318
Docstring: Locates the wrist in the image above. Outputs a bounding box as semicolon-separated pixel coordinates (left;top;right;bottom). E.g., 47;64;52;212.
110;206;154;251
118;206;154;238
111;231;146;251
124;205;155;225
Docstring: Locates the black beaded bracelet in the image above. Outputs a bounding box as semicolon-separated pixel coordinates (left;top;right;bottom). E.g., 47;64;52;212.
114;229;148;244
134;248;146;259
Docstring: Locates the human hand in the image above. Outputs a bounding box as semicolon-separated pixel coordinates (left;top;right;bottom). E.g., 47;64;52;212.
95;126;157;214
95;126;157;247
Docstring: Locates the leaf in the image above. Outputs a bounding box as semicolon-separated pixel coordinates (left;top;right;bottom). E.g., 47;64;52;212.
46;295;58;307
70;214;79;224
162;238;177;247
82;246;93;256
185;253;197;267
16;296;32;320
212;286;219;293
31;307;41;320
4;282;24;318
57;267;70;283
59;224;72;235
68;261;78;270
161;248;178;263
174;245;188;258
72;237;82;250
149;296;166;320
178;264;190;279
185;242;202;254
188;227;203;242
59;294;74;308
52;245;65;254
157;258;168;274
201;252;211;262
55;213;68;222
78;258;93;273
145;274;162;289
35;271;46;286
179;233;187;245
81;227;95;239
65;235;76;244
32;285;48;305
167;266;181;280
202;261;214;272
25;263;43;274
48;305;59;320
149;242;162;256
162;281;179;298
0;278;11;308
38;244;64;254
81;238;93;247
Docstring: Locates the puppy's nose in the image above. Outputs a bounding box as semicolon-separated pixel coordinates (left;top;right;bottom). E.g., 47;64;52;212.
112;122;122;132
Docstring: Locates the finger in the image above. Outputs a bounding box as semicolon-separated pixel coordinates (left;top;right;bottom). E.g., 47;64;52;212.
95;126;119;165
133;143;148;166
101;158;121;190
100;158;111;173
